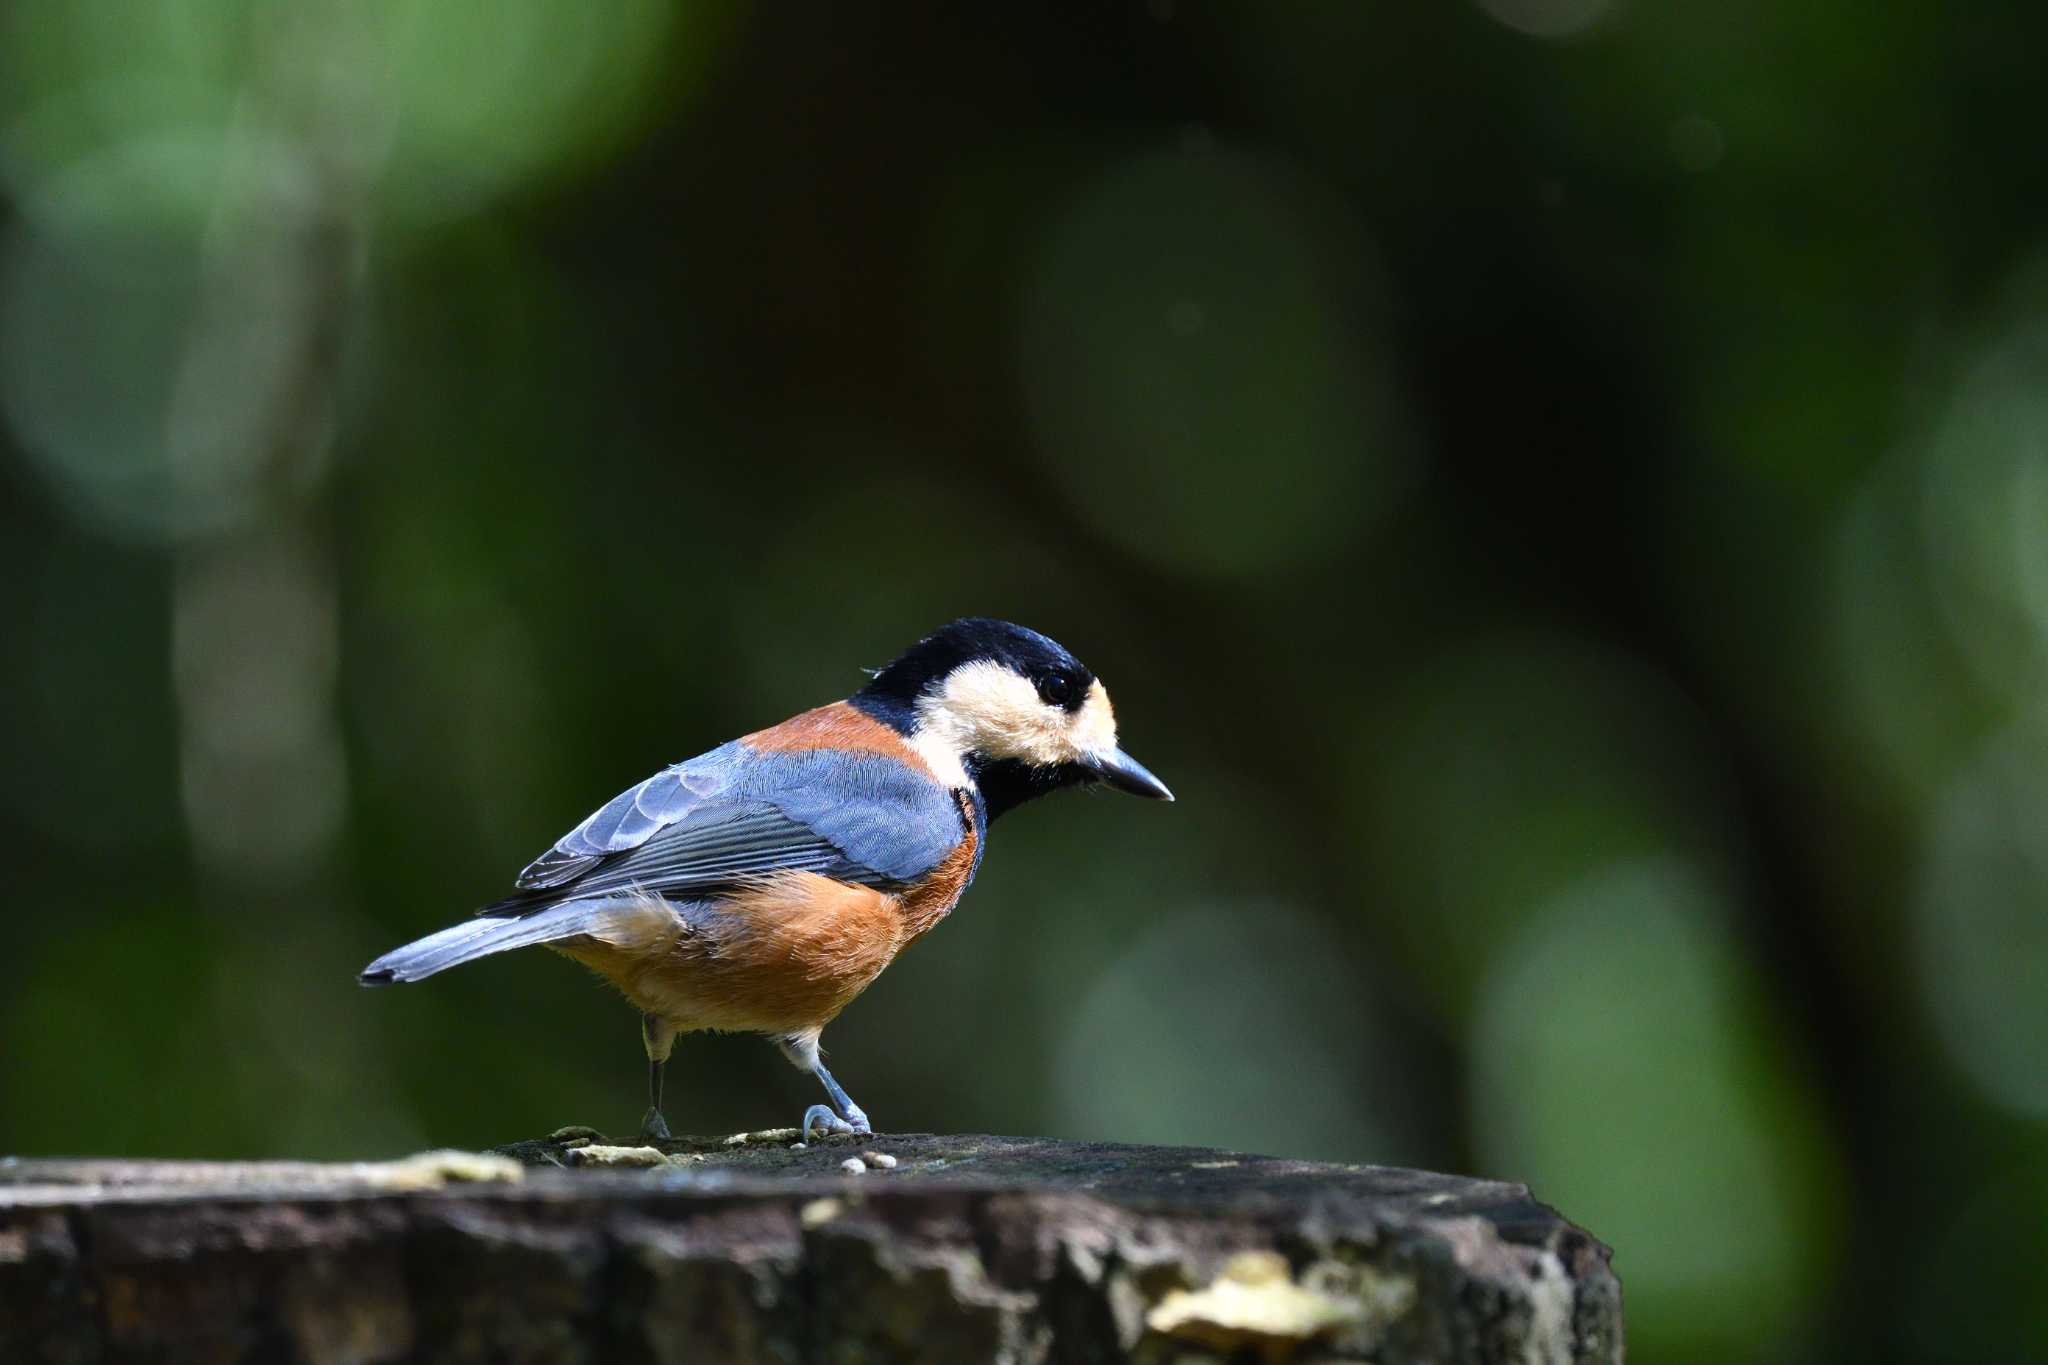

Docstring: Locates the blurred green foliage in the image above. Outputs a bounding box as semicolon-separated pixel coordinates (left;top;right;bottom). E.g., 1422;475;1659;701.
2;2;2044;1360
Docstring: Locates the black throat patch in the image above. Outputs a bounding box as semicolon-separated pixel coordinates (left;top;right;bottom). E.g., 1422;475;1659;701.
971;756;1095;822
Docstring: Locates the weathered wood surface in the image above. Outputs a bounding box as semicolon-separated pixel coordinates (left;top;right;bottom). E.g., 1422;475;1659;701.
0;1132;1621;1363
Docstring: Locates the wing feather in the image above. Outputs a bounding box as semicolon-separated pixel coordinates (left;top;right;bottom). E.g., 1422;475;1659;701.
514;752;733;889
495;744;965;915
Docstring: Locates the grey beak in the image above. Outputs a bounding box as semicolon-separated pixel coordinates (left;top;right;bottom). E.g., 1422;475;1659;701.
1086;746;1175;801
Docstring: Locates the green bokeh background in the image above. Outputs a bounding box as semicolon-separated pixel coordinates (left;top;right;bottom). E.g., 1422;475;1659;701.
3;3;2044;1359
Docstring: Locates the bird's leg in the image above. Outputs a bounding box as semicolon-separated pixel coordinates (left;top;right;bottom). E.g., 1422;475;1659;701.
640;1014;678;1142
778;1032;873;1141
811;1060;872;1136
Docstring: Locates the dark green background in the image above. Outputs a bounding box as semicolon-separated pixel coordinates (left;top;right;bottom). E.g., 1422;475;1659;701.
3;3;2044;1360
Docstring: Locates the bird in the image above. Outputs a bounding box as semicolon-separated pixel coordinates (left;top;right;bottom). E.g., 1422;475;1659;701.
359;618;1174;1142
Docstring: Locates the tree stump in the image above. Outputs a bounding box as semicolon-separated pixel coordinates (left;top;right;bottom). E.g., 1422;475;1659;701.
0;1132;1621;1363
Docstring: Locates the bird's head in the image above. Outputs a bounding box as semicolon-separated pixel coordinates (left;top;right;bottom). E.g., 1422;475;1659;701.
852;618;1174;812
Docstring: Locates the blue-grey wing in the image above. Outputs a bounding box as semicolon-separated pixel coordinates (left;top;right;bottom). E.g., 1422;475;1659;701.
513;743;744;889
728;749;965;883
496;744;965;912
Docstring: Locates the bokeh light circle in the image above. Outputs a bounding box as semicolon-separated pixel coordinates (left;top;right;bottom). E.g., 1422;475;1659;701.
1354;629;1741;1016
1473;0;1614;41
1052;899;1422;1164
1470;858;1839;1358
1912;720;2048;1118
0;126;329;542
1018;146;1412;580
0;0;701;227
1917;304;2048;702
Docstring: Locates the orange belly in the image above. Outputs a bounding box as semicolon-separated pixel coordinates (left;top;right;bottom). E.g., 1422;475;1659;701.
553;873;914;1036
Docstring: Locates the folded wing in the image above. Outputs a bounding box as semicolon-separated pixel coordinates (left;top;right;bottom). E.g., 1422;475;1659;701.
488;744;966;917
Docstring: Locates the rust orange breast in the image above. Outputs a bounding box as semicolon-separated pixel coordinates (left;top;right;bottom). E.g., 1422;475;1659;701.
898;826;977;942
896;787;979;940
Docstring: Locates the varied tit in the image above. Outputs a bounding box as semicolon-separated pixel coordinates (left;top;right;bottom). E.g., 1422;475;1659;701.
360;618;1173;1141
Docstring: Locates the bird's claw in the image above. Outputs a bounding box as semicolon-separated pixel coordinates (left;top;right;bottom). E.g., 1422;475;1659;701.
801;1105;849;1140
801;1104;872;1141
640;1108;673;1142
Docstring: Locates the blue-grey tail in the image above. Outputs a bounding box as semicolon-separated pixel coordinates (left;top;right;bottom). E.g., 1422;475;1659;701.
359;896;656;986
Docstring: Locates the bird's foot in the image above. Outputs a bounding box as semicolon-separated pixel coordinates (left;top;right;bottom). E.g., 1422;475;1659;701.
639;1108;673;1142
800;1105;849;1140
800;1104;873;1142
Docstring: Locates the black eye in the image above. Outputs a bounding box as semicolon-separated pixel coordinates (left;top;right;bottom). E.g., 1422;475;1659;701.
1037;673;1073;707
